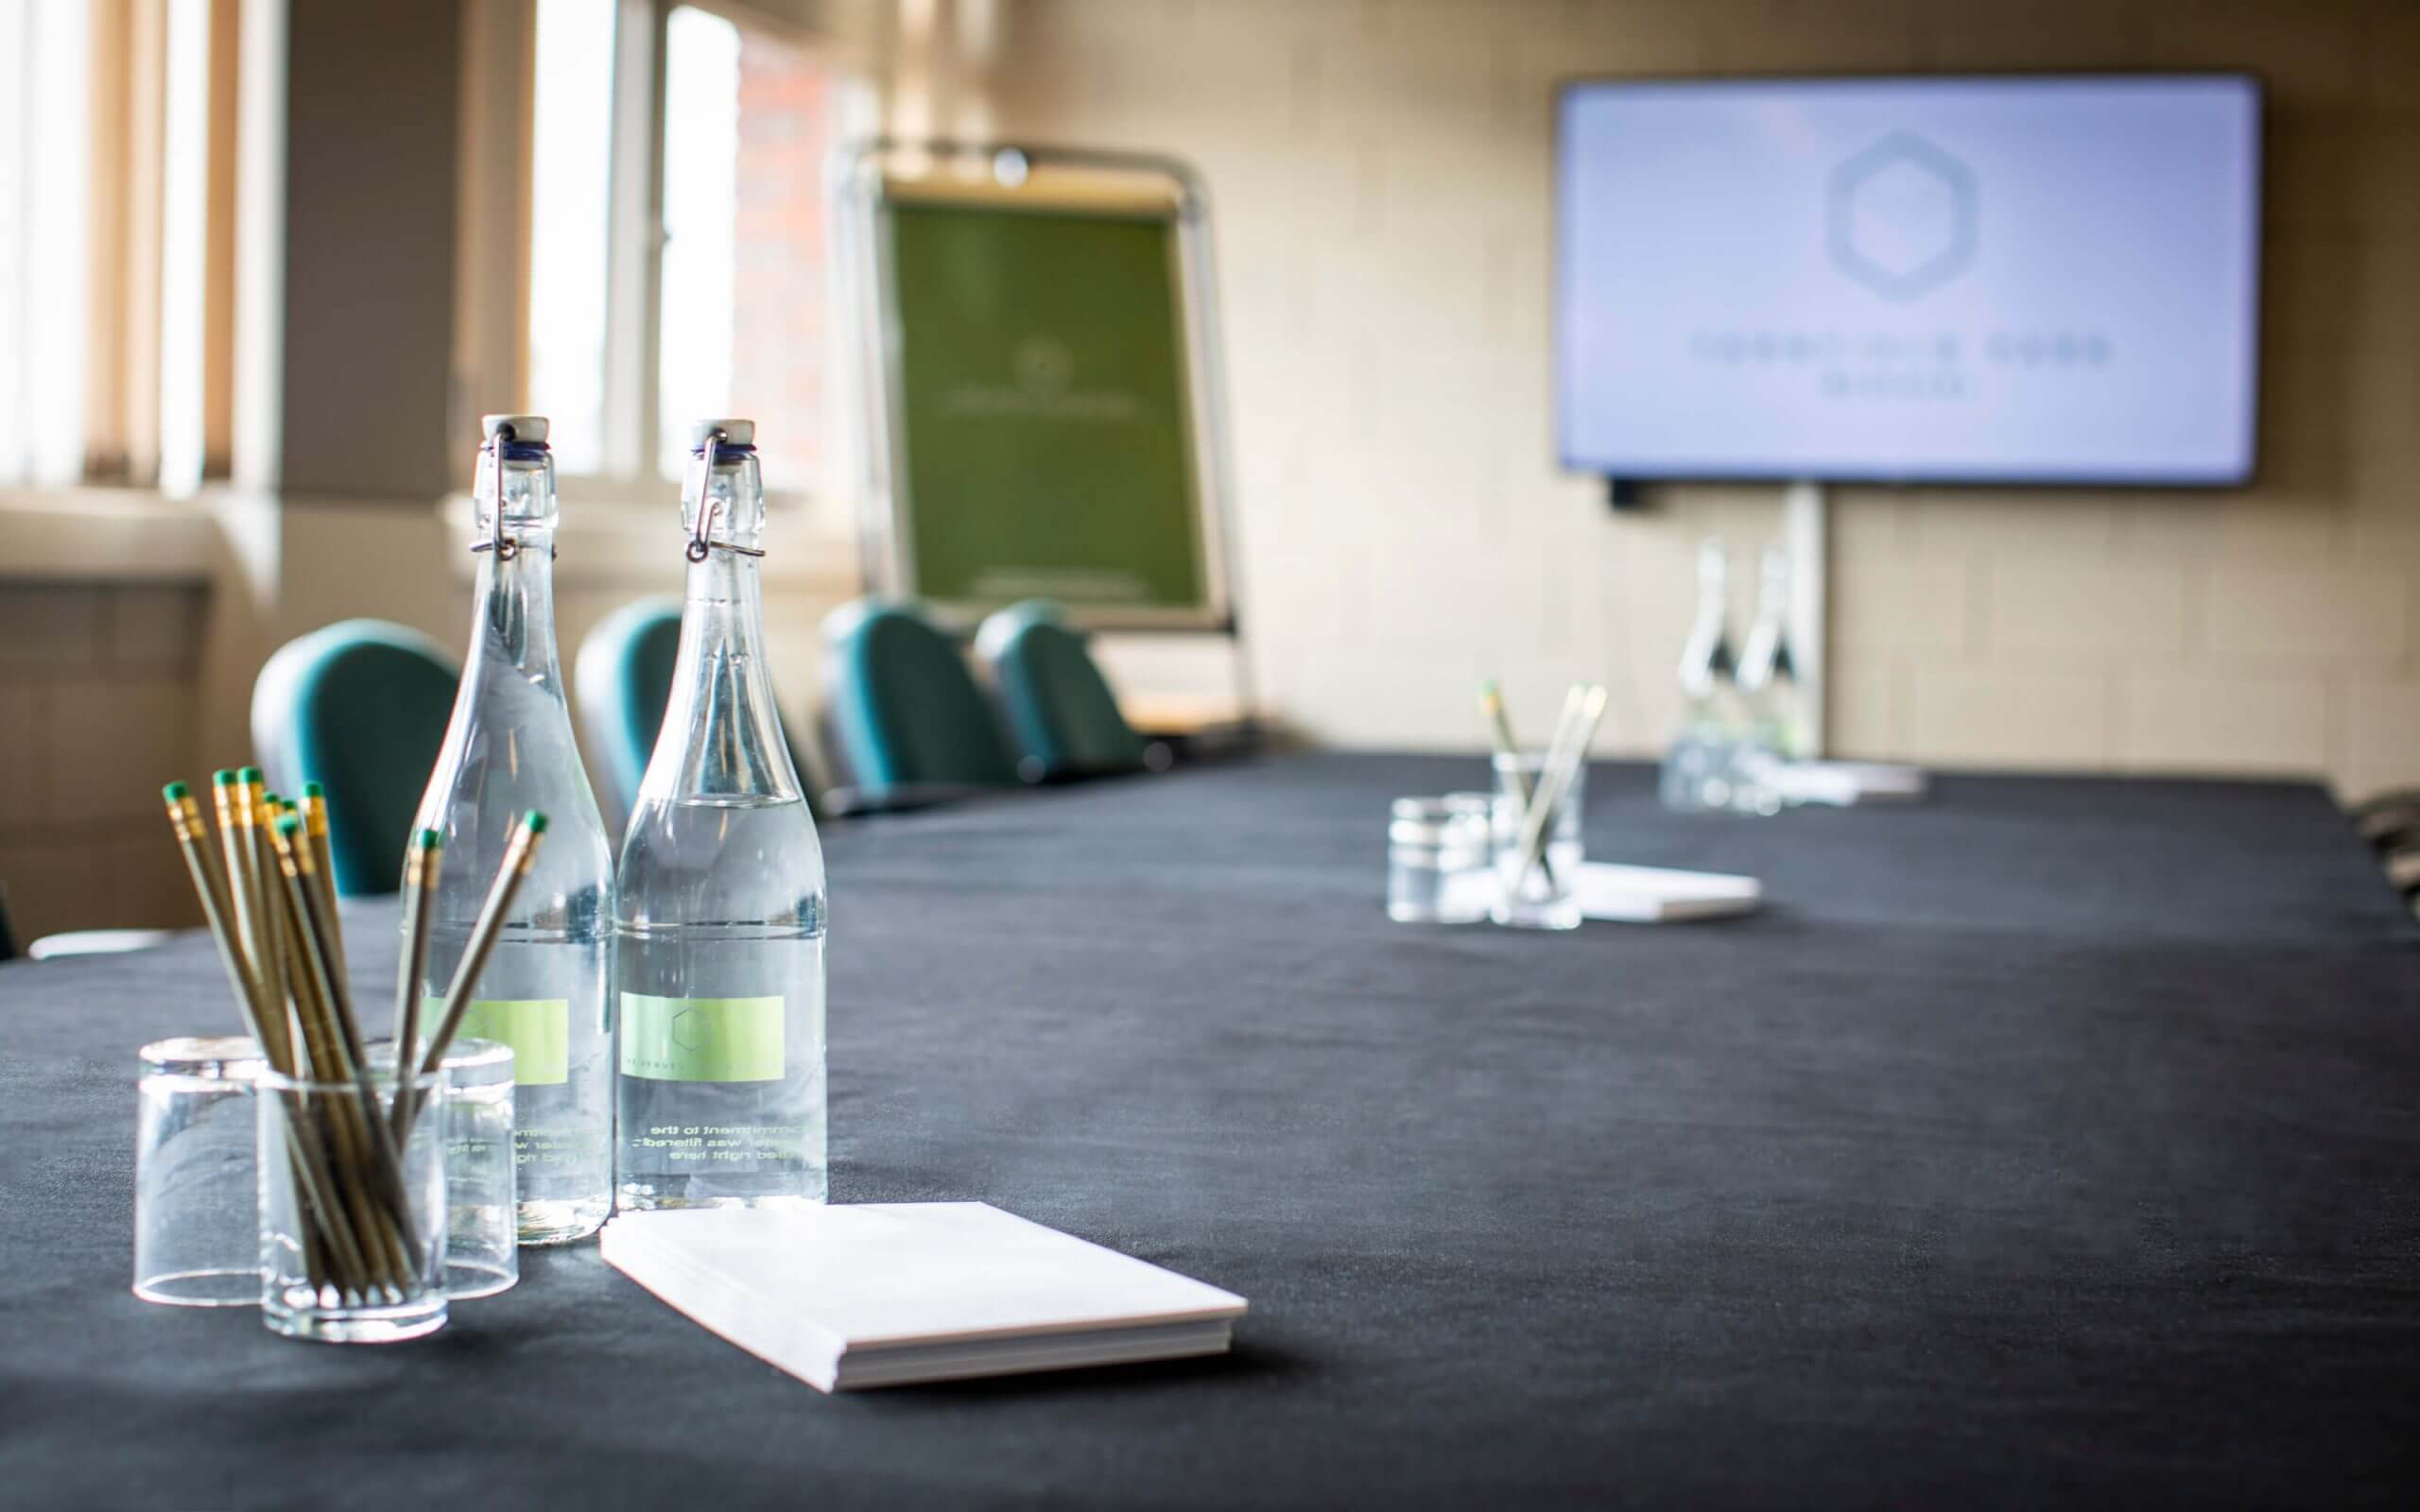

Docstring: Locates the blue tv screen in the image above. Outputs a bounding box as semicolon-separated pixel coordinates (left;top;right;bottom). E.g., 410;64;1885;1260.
1554;75;2262;485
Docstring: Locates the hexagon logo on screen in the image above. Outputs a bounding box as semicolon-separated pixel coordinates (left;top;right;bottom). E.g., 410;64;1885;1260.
1827;131;1977;302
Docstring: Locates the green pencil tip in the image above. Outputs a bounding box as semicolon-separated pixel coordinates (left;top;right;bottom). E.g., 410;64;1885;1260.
264;791;281;806
237;765;263;782
419;829;443;849
523;811;548;834
164;781;190;800
302;781;325;799
213;769;238;786
275;815;302;835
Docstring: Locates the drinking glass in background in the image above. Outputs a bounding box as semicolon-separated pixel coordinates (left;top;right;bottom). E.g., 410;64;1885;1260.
1386;795;1494;923
368;1036;517;1299
1492;752;1586;930
255;1061;450;1344
134;1036;266;1307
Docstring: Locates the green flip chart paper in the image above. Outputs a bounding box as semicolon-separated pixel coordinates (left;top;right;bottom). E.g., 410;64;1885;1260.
884;201;1206;615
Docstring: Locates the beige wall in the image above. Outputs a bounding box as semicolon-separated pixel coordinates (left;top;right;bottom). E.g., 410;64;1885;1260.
990;0;2420;795
0;583;207;942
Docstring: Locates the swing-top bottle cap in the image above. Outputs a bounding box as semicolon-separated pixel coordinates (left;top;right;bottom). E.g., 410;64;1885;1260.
690;418;754;451
482;414;549;446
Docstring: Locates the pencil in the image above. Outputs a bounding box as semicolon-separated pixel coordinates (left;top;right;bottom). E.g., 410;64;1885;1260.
301;782;345;986
1479;681;1556;885
401;811;545;1138
1511;684;1608;889
210;770;265;994
391;829;441;1075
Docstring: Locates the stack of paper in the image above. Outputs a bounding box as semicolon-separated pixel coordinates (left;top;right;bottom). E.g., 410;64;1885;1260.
1774;761;1928;806
1572;862;1761;921
599;1202;1247;1392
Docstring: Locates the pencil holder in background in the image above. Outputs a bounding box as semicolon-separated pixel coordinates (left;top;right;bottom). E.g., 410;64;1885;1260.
134;1036;268;1307
255;1061;450;1344
369;1037;518;1299
1492;751;1587;931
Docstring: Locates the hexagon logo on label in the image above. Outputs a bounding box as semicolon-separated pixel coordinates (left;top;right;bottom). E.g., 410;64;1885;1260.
669;1005;706;1053
1827;132;1977;302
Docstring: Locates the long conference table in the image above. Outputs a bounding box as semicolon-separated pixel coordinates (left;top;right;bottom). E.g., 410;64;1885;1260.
4;752;2417;1507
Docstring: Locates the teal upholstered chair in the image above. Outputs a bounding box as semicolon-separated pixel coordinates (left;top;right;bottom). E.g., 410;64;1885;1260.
576;596;823;826
251;620;459;896
821;599;1019;793
974;600;1149;782
575;597;683;827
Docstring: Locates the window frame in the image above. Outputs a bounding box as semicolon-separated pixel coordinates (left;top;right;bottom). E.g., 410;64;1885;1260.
513;0;871;516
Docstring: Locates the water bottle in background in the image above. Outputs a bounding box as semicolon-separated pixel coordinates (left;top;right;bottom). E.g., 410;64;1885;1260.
1733;544;1805;815
1660;540;1750;813
614;419;828;1210
412;414;616;1243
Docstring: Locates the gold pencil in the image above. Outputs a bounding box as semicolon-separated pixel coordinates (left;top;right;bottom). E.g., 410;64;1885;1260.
391;829;441;1078
301;782;346;986
401;811;545;1137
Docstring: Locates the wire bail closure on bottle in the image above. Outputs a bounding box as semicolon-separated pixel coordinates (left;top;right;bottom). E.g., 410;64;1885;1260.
470;423;555;561
684;426;766;563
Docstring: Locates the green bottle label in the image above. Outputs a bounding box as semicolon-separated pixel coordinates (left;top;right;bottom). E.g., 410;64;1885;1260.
435;998;571;1086
619;994;786;1083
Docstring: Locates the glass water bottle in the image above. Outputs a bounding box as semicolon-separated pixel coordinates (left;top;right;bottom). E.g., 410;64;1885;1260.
614;419;828;1209
412;414;616;1243
1660;540;1750;813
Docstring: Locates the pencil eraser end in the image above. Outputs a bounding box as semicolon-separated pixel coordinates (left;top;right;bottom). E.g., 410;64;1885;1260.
302;781;325;799
163;781;190;801
238;765;263;783
213;769;239;786
419;828;443;849
274;815;302;835
524;811;548;834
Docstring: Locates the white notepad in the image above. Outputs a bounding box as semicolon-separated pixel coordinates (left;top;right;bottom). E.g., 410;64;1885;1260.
1571;862;1761;922
599;1203;1248;1392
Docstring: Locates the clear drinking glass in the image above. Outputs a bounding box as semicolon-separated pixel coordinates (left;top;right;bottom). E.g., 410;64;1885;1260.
413;415;615;1245
134;1036;266;1307
1492;752;1587;931
255;1063;449;1344
1386;796;1492;923
616;420;829;1210
367;1037;516;1299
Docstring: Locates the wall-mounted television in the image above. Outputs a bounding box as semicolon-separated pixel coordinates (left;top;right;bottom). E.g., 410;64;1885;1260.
1554;75;2262;486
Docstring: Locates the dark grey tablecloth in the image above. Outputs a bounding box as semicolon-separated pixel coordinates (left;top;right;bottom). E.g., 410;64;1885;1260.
4;754;2417;1508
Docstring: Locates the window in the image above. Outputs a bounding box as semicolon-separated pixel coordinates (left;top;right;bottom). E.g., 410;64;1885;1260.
0;0;241;493
526;0;847;497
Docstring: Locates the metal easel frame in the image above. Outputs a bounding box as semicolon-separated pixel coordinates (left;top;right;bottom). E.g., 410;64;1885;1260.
834;138;1257;731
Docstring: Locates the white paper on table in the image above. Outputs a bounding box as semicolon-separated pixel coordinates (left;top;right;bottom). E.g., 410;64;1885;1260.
1571;862;1761;921
1774;761;1928;806
600;1202;1247;1392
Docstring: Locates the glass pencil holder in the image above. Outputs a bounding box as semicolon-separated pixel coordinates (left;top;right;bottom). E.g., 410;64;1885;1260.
366;1037;518;1299
255;1062;450;1344
1492;751;1587;931
134;1036;267;1307
1386;795;1493;923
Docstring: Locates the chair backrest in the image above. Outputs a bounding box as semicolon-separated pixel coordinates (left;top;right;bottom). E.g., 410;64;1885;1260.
975;600;1148;782
575;596;683;828
251;620;459;896
822;598;1019;791
576;596;824;826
